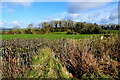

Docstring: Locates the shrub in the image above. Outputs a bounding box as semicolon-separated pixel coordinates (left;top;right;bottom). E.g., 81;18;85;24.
80;23;104;34
8;30;15;34
66;30;77;35
24;29;33;34
14;30;22;34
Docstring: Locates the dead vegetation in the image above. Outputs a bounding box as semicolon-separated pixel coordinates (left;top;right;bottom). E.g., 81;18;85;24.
1;34;120;79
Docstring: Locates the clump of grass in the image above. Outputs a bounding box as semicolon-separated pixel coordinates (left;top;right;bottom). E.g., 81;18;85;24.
24;47;73;78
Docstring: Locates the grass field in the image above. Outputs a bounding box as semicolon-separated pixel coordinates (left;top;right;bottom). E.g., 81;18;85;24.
1;30;120;40
104;30;120;34
1;33;101;40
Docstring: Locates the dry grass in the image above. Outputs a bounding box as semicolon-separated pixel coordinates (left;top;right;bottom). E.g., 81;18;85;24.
1;34;120;79
52;34;120;79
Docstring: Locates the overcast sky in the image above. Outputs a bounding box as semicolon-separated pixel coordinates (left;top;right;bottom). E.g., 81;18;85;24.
0;0;119;28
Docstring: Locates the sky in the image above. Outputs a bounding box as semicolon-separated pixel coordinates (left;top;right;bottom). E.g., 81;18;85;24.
0;0;119;28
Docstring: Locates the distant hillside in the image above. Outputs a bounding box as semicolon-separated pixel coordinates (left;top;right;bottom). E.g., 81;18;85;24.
0;27;12;31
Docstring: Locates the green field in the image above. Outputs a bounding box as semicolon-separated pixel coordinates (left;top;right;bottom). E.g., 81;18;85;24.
1;33;101;40
104;30;120;34
1;30;120;40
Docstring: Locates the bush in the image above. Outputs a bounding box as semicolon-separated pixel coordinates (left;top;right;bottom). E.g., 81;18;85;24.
24;29;33;34
14;30;22;34
66;30;77;35
80;23;104;34
8;30;15;34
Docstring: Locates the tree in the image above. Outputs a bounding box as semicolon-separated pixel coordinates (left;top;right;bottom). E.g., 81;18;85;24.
74;22;84;33
62;20;67;27
110;24;115;30
116;25;120;30
59;21;62;28
67;20;74;28
106;25;109;30
101;25;105;29
27;23;33;29
13;25;21;34
40;22;50;33
53;21;58;28
13;25;20;30
38;23;42;29
41;22;49;29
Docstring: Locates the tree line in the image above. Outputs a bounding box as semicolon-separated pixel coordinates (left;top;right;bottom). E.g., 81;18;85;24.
2;20;120;34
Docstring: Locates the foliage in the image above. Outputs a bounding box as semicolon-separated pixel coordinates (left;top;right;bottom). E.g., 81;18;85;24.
24;29;33;34
66;30;77;35
80;23;104;34
1;20;112;34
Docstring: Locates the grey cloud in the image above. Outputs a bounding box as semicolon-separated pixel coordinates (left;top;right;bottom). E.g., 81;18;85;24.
109;13;118;21
109;9;118;21
108;8;118;24
88;12;100;19
99;18;109;24
67;2;109;13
